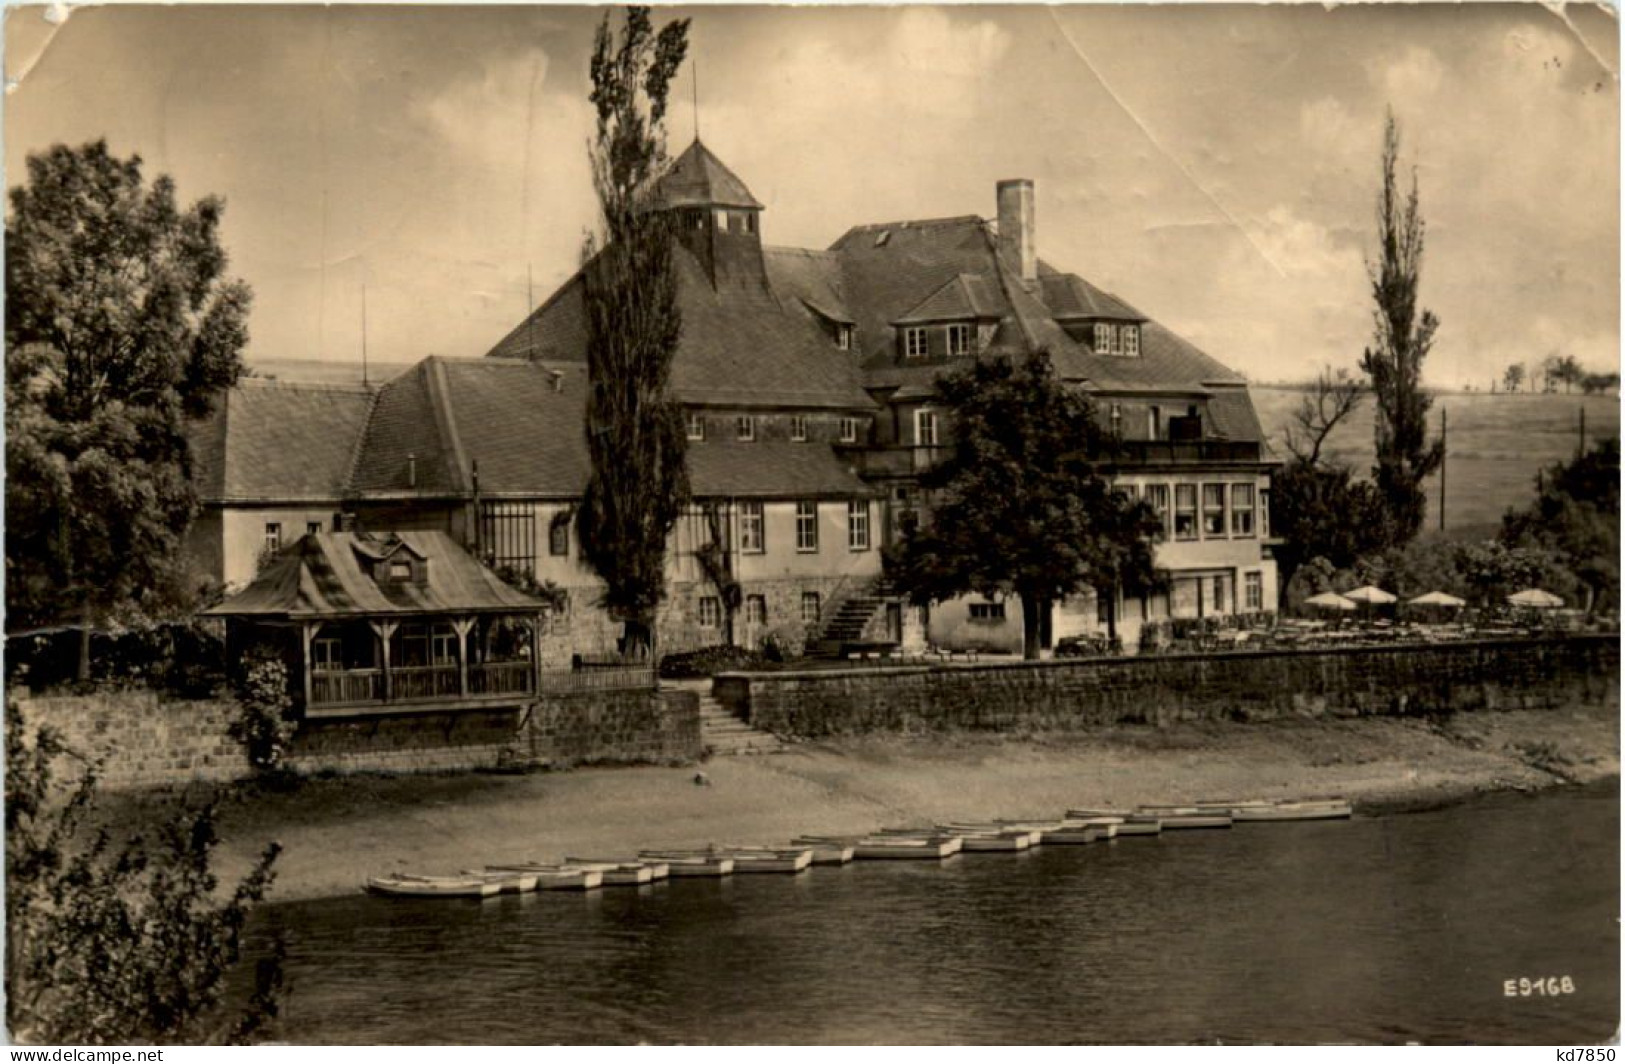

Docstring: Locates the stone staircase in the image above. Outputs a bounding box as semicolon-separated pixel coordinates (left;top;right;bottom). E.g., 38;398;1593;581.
667;679;786;756
809;577;896;658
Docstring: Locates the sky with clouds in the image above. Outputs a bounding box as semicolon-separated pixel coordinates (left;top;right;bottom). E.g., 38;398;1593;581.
5;3;1618;386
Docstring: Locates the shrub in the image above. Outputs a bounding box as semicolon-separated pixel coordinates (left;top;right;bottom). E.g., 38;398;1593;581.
6;705;283;1044
658;644;770;679
228;657;296;772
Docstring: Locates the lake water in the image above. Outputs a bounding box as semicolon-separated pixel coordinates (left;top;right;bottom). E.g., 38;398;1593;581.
251;781;1618;1044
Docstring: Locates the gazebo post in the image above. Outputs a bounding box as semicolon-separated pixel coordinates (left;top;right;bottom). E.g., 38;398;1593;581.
369;619;398;703
300;621;317;710
452;616;475;696
529;612;543;695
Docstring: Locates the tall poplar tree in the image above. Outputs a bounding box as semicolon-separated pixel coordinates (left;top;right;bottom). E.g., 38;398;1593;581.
576;8;691;658
1361;111;1444;547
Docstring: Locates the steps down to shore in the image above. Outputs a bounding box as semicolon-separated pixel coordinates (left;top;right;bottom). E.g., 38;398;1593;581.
663;680;786;756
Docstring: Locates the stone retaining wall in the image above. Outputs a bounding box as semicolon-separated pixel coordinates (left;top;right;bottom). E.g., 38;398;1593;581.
12;687;702;790
714;635;1620;738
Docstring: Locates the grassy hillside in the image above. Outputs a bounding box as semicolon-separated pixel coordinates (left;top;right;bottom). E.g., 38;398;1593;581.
1250;387;1619;540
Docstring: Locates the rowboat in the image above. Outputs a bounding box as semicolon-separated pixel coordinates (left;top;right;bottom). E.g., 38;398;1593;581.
1230;800;1354;822
1132;807;1233;829
706;848;814;874
851;835;962;860
1038;825;1108;844
365;873;499;899
485;863;606;890
563;859;663;885
458;869;540;893
1067;808;1163;826
938;825;1040;851
638;851;735;877
788;839;857;865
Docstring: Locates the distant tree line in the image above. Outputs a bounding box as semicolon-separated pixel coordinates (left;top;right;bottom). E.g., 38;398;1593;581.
1500;355;1617;395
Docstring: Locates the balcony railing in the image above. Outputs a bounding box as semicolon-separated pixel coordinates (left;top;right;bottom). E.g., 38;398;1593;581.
308;660;536;711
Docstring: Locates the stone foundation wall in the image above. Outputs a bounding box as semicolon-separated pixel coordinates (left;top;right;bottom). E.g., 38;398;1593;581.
715;635;1620;738
12;687;702;791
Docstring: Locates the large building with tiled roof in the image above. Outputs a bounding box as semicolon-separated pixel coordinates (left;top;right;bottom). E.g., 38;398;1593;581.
490;140;1280;651
192;138;1278;658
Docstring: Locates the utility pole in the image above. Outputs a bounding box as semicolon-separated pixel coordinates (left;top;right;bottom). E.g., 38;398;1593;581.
1438;406;1447;533
361;282;369;389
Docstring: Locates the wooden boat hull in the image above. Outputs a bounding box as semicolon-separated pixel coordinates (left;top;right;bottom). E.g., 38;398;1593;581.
1231;803;1353;822
366;874;498;899
639;853;735;877
958;834;1032;852
1155;814;1233;829
461;870;539;893
1039;827;1106;844
789;840;856;865
568;857;670;882
853;837;962;860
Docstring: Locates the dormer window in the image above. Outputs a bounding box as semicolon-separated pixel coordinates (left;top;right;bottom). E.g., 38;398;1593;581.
841;417;860;443
1094;322;1112;353
736;415;755;442
790;415;807;442
946;323;973;358
836;324;853;350
389;560;412;581
1124;325;1140;357
686;413;705;441
903;327;929;360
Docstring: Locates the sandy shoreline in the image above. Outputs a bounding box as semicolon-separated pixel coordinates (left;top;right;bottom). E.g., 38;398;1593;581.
101;700;1618;905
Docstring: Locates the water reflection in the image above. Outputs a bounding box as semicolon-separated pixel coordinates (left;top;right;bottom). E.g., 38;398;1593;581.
255;782;1618;1044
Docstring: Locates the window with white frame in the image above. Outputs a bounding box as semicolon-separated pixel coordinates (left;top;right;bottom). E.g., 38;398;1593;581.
836;324;853;350
698;596;721;629
263;522;282;555
1149;406;1162;440
686;413;705;441
1260;489;1271;538
801;591;822;625
1145;484;1171;538
1231;483;1255;537
736;415;755;441
946;323;973;357
713;208;728;229
840;417;860;443
795;500;818;552
740;502;765;553
968;601;1006;622
1093;322;1113;353
1124;325;1140;357
1174;484;1198;541
915;408;939;447
312;633;343;671
744;594;767;626
903;327;929;359
430;624;460;666
847;500;870;551
1245;571;1263;611
1202;484;1228;538
790;415;807;442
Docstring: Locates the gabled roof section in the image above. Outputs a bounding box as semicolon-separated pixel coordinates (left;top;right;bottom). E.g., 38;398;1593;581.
653;139;764;210
189;379;375;504
203;530;547;619
348;358;467;496
1036;262;1147;322
436;358;590;498
764;246;853;324
1204;385;1267;443
892;273;1004;325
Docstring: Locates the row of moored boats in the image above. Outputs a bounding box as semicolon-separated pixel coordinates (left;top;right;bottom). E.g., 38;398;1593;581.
364;796;1354;898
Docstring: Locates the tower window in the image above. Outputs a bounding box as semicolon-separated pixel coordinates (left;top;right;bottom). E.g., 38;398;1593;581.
714;208;728;229
903;327;929;360
744;213;757;235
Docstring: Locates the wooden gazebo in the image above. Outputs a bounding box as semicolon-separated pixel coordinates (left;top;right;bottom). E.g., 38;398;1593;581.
205;530;549;718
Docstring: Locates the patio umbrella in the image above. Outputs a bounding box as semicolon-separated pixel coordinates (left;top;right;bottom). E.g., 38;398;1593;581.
1344;585;1398;605
1304;591;1357;611
1408;591;1466;608
1507;588;1563;609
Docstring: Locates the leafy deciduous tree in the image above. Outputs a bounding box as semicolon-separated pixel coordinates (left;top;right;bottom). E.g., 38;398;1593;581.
1500;437;1619;614
884;353;1162;660
5;141;250;671
576;7;692;658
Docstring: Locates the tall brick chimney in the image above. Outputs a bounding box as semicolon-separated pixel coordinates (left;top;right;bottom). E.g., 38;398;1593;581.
997;179;1037;284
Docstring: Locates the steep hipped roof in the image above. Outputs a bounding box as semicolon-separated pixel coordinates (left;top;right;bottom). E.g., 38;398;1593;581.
652;139;764;210
203;530;546;619
688;440;873;498
190;379;375;503
484;247;873;411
